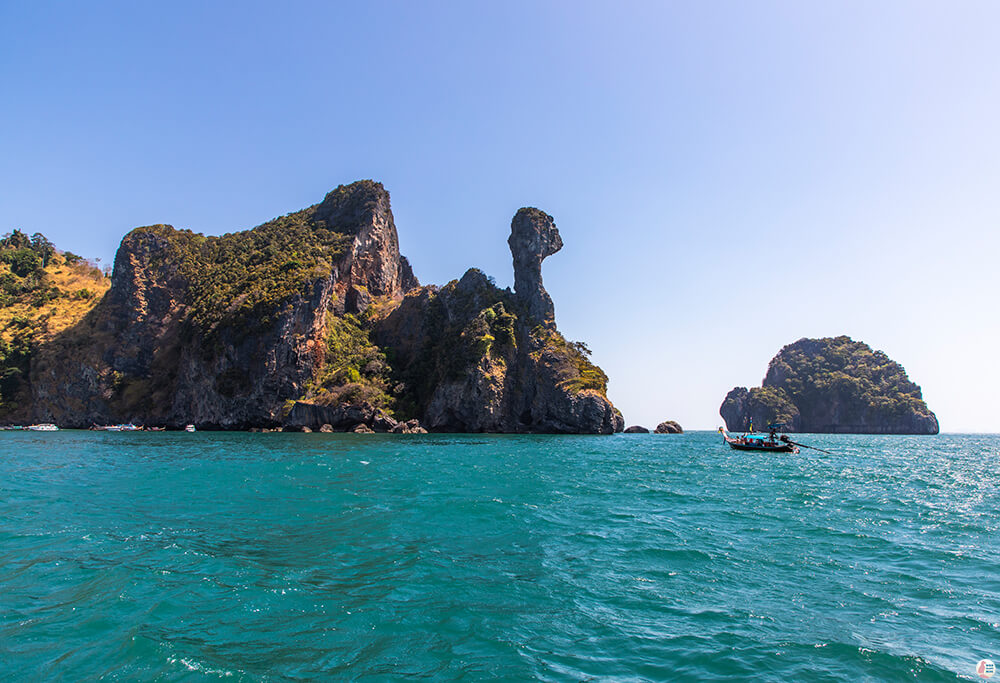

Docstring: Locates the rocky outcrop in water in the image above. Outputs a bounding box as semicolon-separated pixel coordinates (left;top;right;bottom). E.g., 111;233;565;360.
654;421;683;434
720;336;939;434
15;181;622;433
284;400;398;433
390;419;428;434
624;425;649;433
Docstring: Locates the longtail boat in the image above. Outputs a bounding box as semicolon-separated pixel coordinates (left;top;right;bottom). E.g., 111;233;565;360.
719;423;798;453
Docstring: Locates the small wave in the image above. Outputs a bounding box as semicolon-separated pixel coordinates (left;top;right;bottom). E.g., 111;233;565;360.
168;656;236;677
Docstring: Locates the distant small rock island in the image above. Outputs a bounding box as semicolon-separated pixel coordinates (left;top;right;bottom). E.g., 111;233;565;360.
0;181;623;433
720;336;938;434
654;421;683;434
623;421;682;434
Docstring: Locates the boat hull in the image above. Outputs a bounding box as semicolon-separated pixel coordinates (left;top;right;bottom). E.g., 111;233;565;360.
725;441;796;453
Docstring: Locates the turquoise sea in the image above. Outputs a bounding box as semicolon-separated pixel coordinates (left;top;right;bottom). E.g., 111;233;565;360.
1;431;997;681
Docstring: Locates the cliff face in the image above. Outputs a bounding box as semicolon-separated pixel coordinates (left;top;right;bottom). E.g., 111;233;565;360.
19;181;622;433
370;206;622;434
29;181;414;428
313;182;418;311
373;268;622;434
720;336;939;434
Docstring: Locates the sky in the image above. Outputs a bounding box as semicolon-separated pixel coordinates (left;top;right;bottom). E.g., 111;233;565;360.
2;1;998;432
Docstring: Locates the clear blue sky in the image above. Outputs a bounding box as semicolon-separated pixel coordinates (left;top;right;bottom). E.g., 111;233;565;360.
3;1;998;431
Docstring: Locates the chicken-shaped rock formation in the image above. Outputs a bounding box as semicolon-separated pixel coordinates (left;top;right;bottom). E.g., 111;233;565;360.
509;208;563;327
9;181;623;434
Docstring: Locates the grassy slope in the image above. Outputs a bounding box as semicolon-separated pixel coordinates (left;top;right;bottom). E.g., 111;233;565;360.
0;254;109;343
0;251;110;415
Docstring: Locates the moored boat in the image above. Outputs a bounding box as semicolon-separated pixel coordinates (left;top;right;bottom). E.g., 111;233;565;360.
28;423;59;432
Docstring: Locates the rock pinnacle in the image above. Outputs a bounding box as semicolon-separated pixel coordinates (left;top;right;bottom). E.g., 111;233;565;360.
508;207;563;326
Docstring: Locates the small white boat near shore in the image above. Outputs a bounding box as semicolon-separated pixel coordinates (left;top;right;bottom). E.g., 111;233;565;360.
28;423;59;431
93;424;143;432
185;424;196;432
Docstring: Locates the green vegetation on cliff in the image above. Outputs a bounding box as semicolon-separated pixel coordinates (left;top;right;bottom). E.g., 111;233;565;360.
1;230;57;308
125;180;404;341
531;327;608;394
380;270;521;419
764;336;929;420
134;210;351;334
304;313;394;410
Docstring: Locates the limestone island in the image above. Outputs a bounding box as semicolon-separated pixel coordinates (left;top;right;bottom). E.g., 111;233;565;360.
0;181;624;433
720;336;938;434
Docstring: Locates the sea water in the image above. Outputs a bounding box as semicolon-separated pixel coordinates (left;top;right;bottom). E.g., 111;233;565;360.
1;431;997;681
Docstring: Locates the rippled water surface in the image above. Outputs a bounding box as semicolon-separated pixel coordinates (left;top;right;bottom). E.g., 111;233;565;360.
2;431;998;680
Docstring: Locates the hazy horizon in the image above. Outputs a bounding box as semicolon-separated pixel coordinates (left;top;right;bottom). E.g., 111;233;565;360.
3;1;997;432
